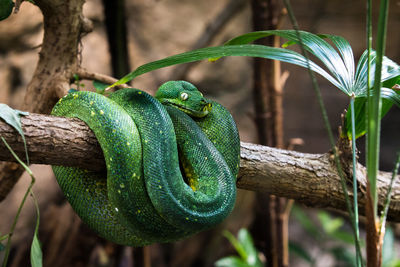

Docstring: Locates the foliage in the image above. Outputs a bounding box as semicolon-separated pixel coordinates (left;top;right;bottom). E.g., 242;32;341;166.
0;104;29;164
292;206;400;267
0;105;42;267
215;228;264;267
290;205;359;266
109;30;400;141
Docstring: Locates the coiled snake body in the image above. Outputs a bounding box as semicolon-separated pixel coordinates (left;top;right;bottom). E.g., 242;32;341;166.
51;81;240;246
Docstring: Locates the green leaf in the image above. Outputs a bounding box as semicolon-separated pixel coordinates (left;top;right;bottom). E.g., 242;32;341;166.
322;34;355;86
291;206;321;239
30;232;42;267
0;242;4;251
225;30;352;94
345;88;399;139
223;230;247;261
329;246;357;267
317;211;344;235
381;87;400;107
215;256;250;267
288;242;313;264
0;0;14;21
108;44;339;91
0;103;29;164
353;50;400;96
93;80;109;94
73;73;80;81
226;31;400;97
237;229;263;267
329;231;357;245
30;190;42;267
0;233;8;242
1;137;36;266
0;104;29;139
382;75;400;89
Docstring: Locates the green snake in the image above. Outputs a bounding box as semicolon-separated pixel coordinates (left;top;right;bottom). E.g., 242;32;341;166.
51;81;240;246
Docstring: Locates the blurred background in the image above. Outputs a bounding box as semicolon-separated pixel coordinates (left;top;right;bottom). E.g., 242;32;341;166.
0;0;399;266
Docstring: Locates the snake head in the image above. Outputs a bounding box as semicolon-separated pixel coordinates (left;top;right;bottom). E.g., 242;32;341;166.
155;81;212;118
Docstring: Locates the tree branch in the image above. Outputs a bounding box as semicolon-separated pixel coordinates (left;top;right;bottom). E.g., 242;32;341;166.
1;113;400;221
75;68;129;89
0;0;88;201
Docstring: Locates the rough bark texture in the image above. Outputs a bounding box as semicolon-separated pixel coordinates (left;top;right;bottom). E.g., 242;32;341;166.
0;114;104;170
24;0;87;112
0;0;89;201
1;113;400;222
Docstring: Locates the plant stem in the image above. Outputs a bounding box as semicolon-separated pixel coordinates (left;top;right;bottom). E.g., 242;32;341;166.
350;96;361;267
0;234;9;242
282;0;353;222
1;137;34;267
366;0;389;215
282;1;363;265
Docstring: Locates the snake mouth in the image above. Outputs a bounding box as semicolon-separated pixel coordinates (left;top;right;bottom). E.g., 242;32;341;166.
162;100;212;118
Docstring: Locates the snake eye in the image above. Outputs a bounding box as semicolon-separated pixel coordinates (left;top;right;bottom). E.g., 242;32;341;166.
180;92;189;101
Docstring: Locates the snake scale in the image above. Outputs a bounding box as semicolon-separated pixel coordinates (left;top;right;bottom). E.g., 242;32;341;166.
51;81;240;246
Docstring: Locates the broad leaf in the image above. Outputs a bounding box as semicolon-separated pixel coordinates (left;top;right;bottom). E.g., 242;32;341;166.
30;231;42;267
0;104;28;139
109;30;400;142
109;44;339;90
345;88;400;139
0;104;29;163
30;190;42;267
353;50;400;96
215;256;249;267
223;230;247;261
237;229;263;266
225;30;352;94
317;211;344;235
321;34;355;88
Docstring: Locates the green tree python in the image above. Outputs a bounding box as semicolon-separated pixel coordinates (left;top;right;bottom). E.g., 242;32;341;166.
51;81;240;246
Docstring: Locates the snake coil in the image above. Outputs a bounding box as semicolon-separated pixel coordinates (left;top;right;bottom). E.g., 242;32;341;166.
51;81;240;246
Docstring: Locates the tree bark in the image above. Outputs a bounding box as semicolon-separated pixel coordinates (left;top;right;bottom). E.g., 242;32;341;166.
1;113;400;222
0;0;90;201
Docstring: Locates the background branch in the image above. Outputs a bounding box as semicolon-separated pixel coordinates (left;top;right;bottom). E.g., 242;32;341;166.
76;68;129;88
1;113;400;222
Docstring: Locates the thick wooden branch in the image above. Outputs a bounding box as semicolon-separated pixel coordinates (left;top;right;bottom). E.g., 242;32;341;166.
1;113;400;221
